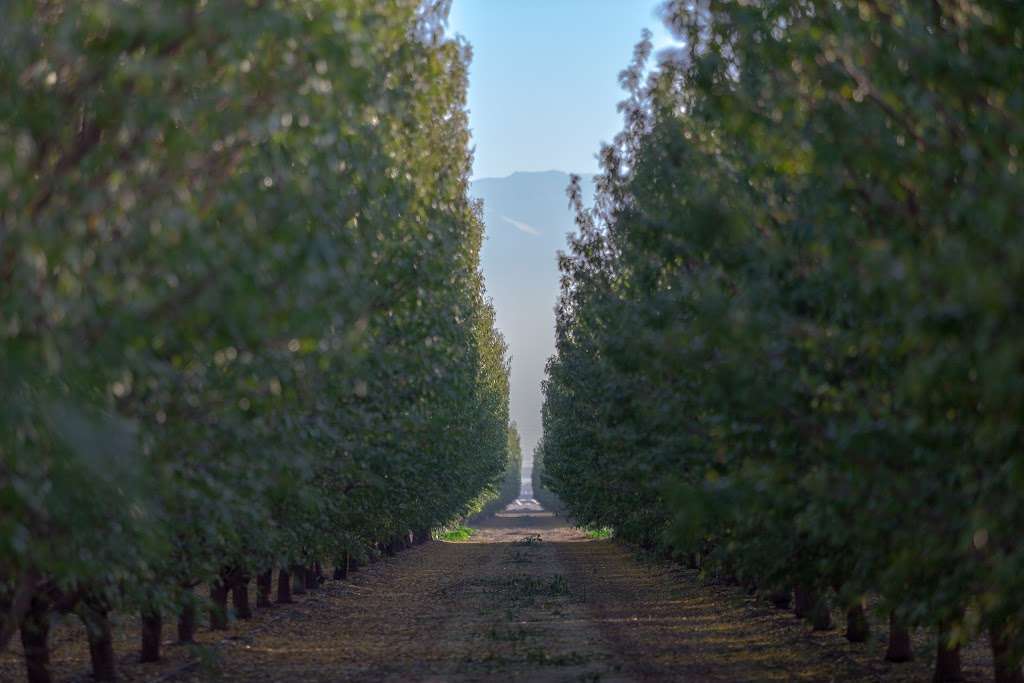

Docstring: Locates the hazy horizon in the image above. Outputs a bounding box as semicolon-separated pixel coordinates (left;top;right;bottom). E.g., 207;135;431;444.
452;1;670;472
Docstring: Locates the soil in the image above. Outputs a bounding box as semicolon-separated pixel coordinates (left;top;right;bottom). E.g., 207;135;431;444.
0;506;997;682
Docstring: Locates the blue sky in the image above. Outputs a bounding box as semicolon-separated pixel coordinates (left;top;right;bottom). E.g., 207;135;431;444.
448;0;674;180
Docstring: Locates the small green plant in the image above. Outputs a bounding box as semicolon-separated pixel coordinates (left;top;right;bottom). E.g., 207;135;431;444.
583;527;612;539
437;526;474;542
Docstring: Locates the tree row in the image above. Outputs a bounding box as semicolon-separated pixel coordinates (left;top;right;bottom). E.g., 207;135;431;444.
542;2;1023;682
1;2;510;681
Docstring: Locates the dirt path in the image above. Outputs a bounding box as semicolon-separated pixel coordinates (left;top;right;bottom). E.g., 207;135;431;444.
164;506;991;682
2;505;995;682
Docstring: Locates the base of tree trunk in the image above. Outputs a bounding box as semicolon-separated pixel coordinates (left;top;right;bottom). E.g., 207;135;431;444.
991;622;1024;683
768;588;791;609
21;599;52;683
177;603;196;644
333;563;348;581
303;566;317;590
140;611;162;662
292;566;307;595
209;583;229;630
886;613;913;662
257;570;274;608
232;581;252;620
811;596;835;631
277;569;293;604
933;623;963;682
845;600;870;643
83;606;117;682
794;585;816;619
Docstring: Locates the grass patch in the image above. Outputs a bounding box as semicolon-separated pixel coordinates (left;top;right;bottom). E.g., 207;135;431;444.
437;525;474;542
583;527;613;539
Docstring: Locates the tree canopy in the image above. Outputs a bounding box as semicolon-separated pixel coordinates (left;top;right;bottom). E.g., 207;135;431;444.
542;1;1024;680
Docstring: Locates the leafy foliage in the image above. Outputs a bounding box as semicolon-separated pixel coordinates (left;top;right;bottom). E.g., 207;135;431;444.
543;0;1024;677
0;0;510;672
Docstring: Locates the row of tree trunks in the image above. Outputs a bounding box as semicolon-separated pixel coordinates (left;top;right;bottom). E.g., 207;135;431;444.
18;543;433;683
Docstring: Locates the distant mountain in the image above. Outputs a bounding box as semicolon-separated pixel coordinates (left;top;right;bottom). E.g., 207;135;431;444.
470;170;597;470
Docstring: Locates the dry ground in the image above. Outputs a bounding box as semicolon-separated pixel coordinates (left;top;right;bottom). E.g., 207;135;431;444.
0;506;996;681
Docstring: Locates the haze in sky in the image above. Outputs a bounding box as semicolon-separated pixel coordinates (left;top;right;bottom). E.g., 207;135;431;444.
449;1;675;180
449;1;673;475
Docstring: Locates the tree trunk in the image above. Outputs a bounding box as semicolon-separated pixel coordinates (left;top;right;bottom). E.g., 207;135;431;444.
933;621;963;682
232;580;252;620
794;584;816;619
177;602;196;643
811;595;835;631
256;570;274;608
886;612;913;662
303;565;317;590
140;611;161;663
20;598;52;683
82;605;117;682
768;588;791;609
277;568;293;604
291;565;307;595
209;582;229;630
991;622;1024;683
845;599;870;643
332;560;348;581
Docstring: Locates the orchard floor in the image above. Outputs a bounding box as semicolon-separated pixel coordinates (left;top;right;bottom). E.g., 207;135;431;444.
1;505;996;682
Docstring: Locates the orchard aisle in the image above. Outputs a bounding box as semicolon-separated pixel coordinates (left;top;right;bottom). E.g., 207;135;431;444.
161;507;980;683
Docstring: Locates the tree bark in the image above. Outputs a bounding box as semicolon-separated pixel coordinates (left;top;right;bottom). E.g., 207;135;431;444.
991;622;1024;683
332;561;348;581
177;602;196;643
794;584;816;619
811;595;834;631
209;582;229;630
845;599;870;643
303;565;317;590
276;568;293;604
933;621;963;682
256;570;274;608
20;598;52;683
291;565;307;595
82;604;117;681
232;579;252;620
886;612;913;662
140;610;162;662
768;588;791;609
1;569;38;655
